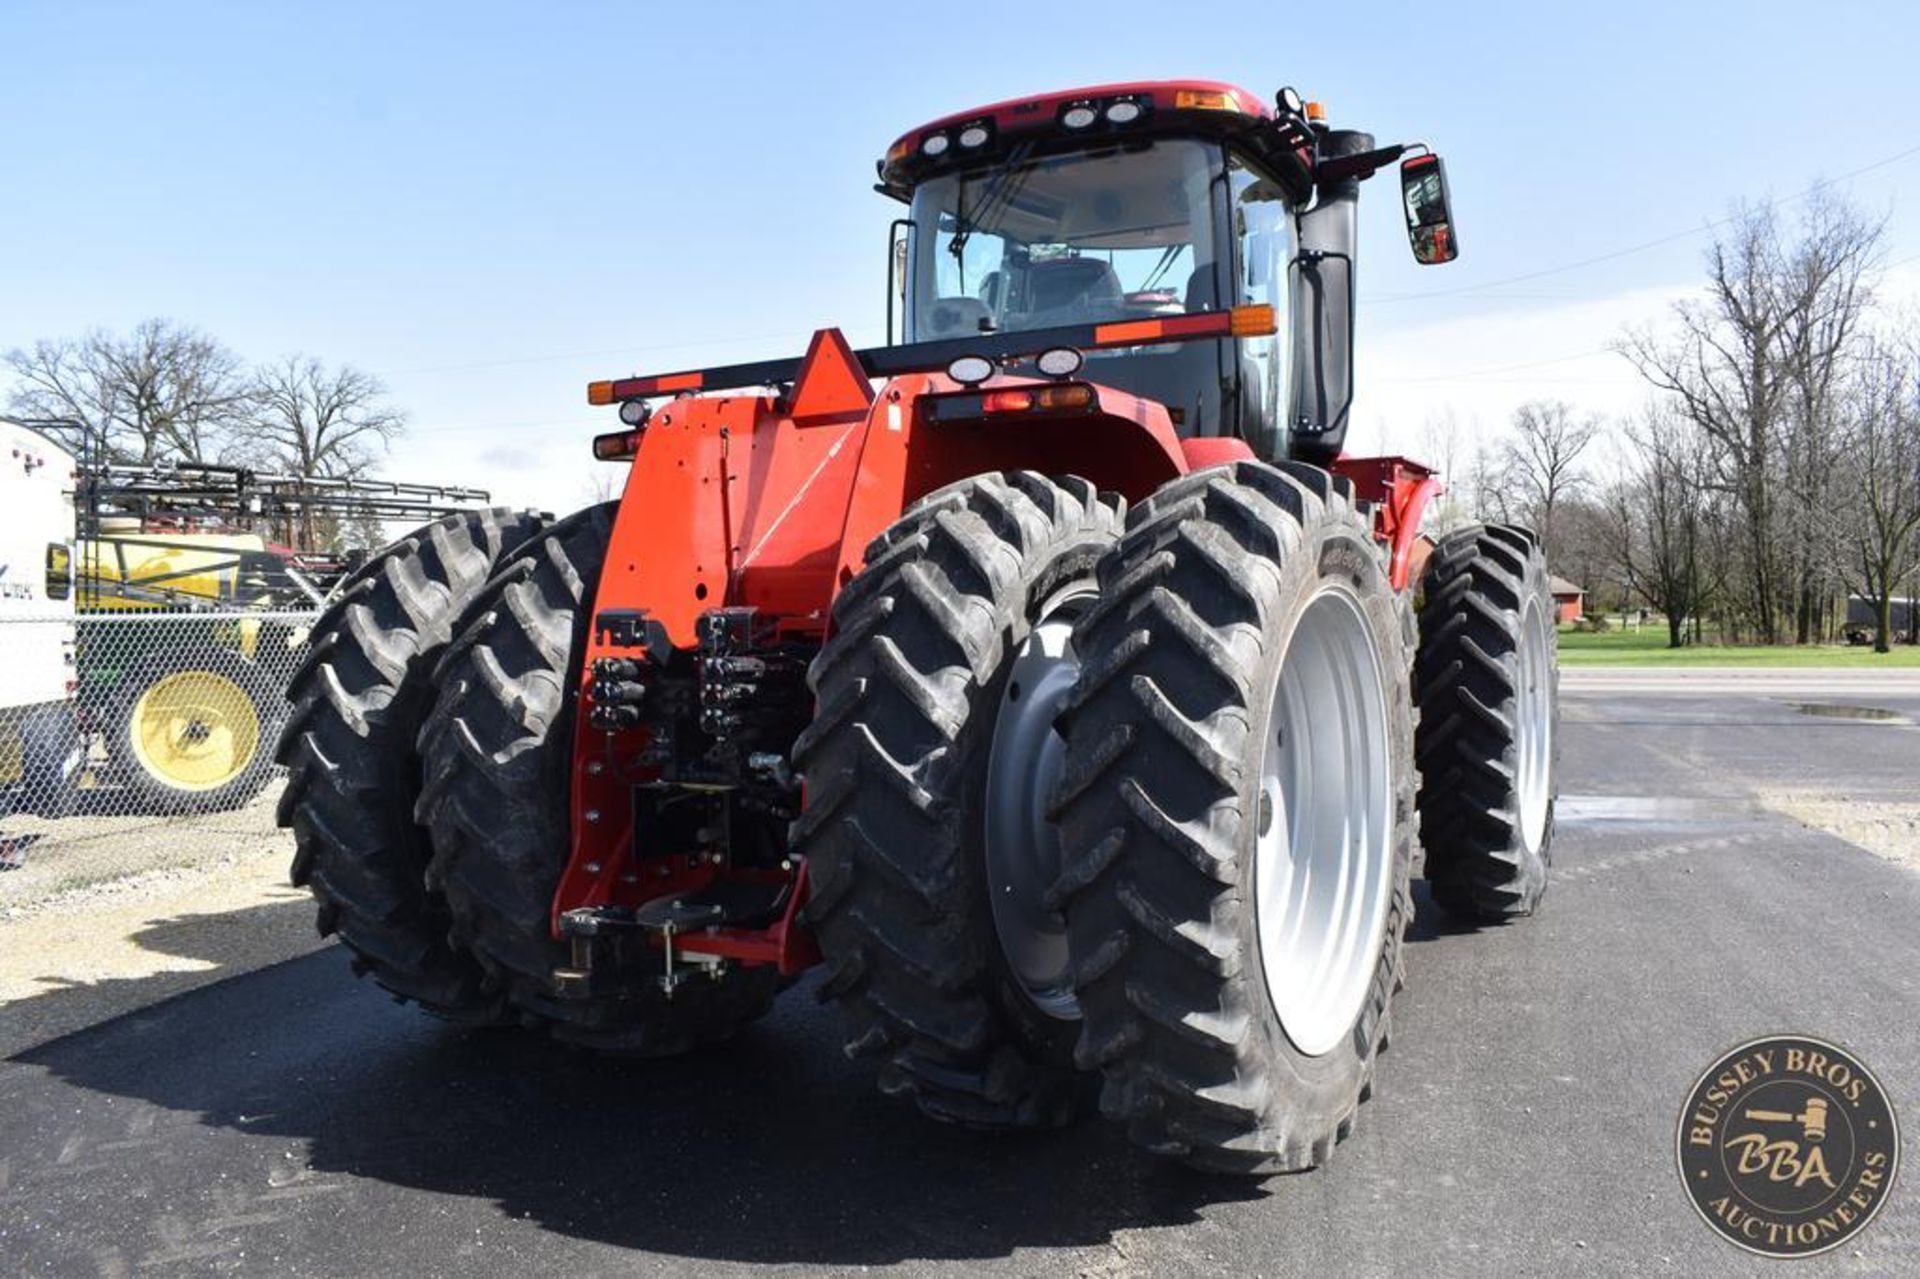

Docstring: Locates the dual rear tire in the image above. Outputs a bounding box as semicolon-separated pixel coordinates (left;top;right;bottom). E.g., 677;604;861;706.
804;463;1420;1173
1414;524;1558;921
807;468;1559;1173
1048;462;1416;1173
795;472;1123;1128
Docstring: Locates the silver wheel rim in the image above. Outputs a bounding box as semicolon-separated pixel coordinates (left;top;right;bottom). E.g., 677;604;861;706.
1515;598;1553;854
1255;584;1394;1058
984;585;1094;1021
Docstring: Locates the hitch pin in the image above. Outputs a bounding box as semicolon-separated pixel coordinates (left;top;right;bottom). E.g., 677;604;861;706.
661;920;677;999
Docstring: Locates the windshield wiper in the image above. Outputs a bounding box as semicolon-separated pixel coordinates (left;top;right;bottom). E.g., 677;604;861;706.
1139;243;1186;294
949;142;1035;261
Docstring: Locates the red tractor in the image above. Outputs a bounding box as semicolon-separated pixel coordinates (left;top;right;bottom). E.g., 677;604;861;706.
279;80;1558;1175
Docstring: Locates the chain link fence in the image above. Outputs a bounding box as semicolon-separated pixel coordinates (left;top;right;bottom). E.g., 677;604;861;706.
0;605;313;911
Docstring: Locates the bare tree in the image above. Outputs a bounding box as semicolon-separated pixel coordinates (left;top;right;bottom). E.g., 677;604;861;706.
1417;408;1476;535
582;467;622;507
1548;496;1618;612
249;355;404;479
1605;406;1718;647
1622;206;1794;641
1622;197;1884;643
1467;439;1514;525
248;356;406;551
1842;336;1920;653
1779;192;1885;641
3;319;250;463
1498;399;1598;560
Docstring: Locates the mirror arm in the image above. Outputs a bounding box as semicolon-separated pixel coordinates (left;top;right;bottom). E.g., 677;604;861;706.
885;217;913;346
1317;141;1427;185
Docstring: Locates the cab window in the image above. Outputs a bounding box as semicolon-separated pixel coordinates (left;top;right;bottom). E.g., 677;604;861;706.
1228;153;1293;458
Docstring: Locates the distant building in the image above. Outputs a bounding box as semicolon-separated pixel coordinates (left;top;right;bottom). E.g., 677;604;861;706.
1846;595;1916;633
1549;575;1584;624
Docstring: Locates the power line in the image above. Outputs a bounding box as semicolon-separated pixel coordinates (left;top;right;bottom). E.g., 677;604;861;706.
1371;241;1920;386
1366;141;1920;305
1376;346;1616;385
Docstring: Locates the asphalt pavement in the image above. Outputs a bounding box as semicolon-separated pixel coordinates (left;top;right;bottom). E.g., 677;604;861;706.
3;669;1918;1276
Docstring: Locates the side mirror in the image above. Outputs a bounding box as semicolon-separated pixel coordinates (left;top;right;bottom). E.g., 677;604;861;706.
1400;154;1458;265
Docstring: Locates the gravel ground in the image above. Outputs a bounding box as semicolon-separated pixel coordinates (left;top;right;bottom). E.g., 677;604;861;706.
1761;793;1920;871
0;783;287;917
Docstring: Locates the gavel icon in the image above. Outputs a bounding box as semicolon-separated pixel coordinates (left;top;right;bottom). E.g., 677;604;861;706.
1744;1095;1829;1143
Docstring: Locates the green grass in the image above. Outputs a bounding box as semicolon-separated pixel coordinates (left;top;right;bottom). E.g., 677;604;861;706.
1557;624;1920;667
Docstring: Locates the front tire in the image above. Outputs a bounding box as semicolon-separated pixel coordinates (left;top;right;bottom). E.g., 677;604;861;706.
796;472;1123;1129
1053;461;1416;1175
1414;524;1558;923
16;704;80;819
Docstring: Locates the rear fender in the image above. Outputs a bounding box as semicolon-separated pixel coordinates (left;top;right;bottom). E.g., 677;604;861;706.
829;376;1189;592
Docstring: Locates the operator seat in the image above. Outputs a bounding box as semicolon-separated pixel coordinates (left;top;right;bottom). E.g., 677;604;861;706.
1018;257;1124;327
922;296;993;338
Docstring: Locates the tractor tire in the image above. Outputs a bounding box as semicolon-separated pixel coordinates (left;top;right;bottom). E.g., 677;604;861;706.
796;472;1124;1130
1414;524;1558;922
417;503;779;1055
16;704;81;819
278;507;549;1019
1053;461;1417;1175
112;647;285;815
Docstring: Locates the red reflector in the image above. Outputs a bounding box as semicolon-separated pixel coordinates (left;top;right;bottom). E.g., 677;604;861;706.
592;429;642;461
606;369;705;399
1094;311;1233;345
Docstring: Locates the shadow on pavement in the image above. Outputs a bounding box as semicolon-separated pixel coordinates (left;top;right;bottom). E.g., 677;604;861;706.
1404;878;1485;942
0;894;316;1056
13;940;1264;1266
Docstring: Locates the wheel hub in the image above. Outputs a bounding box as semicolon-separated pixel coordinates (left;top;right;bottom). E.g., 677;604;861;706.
1515;598;1553;854
1254;585;1394;1058
130;670;261;792
983;587;1093;1020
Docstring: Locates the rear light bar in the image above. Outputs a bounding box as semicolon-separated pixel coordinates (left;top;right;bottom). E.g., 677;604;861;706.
1091;303;1275;346
923;382;1098;423
588;305;1277;406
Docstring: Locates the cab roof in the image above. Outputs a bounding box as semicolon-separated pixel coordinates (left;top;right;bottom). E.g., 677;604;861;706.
878;79;1313;200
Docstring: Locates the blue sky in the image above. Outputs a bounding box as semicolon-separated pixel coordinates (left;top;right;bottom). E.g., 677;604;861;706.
5;1;1919;511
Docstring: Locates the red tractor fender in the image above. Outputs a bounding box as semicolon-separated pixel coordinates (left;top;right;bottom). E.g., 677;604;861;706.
826;389;1190;596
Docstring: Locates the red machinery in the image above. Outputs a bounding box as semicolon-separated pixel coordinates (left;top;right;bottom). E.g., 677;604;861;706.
284;80;1559;1175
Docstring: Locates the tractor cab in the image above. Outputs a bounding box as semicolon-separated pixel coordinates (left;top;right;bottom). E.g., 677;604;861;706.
900;136;1288;453
880;80;1456;466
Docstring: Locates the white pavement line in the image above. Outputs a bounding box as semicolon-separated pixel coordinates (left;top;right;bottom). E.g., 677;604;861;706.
1562;667;1920;692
